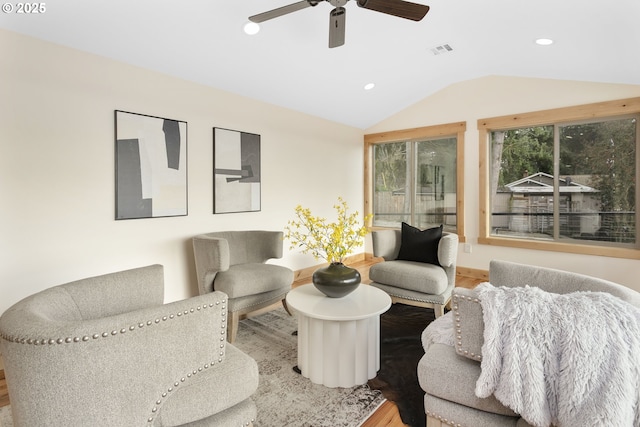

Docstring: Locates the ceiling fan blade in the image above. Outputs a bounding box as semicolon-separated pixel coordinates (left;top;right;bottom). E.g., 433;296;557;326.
249;0;317;23
356;0;429;21
328;7;346;48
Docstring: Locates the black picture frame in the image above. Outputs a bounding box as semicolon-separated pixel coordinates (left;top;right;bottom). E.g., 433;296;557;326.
115;110;188;220
213;127;261;214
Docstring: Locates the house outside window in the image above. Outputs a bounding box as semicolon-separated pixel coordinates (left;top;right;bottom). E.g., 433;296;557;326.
479;98;640;258
365;122;465;238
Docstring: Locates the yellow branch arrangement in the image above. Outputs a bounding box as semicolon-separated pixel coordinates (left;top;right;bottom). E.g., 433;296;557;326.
285;197;372;264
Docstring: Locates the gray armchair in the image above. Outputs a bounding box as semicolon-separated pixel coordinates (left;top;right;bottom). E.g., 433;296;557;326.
0;265;258;427
419;260;640;427
368;229;459;317
193;231;294;343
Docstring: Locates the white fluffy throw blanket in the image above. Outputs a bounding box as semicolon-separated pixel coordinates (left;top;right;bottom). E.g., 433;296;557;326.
421;311;456;351
475;283;640;427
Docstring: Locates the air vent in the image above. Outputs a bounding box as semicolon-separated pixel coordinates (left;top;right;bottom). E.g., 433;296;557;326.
429;44;453;56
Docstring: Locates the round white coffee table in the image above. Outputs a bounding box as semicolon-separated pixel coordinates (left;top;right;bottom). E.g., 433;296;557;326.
286;283;392;388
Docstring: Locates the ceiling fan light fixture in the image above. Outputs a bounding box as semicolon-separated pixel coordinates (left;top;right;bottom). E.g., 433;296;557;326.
364;83;376;90
535;38;554;46
244;21;261;35
248;0;430;48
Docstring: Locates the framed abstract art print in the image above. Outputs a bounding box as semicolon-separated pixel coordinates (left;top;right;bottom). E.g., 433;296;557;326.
115;111;188;219
213;127;261;214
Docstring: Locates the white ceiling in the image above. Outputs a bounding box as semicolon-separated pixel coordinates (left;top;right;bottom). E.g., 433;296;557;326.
1;0;639;129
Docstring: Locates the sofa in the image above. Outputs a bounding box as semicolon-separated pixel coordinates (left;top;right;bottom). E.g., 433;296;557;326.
418;260;640;427
0;265;259;426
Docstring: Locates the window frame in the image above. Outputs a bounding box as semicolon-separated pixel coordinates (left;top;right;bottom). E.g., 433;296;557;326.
478;97;640;259
364;121;466;241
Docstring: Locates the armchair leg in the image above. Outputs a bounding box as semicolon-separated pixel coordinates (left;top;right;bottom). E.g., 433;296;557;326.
228;311;239;343
281;298;292;316
434;304;446;318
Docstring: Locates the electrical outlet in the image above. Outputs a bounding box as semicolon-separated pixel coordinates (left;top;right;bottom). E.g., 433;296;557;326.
464;243;472;253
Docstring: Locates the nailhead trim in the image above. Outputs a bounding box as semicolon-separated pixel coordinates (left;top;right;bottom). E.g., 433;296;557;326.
452;294;483;361
135;298;225;425
385;291;450;306
0;299;228;348
2;296;244;425
426;410;463;427
146;356;227;424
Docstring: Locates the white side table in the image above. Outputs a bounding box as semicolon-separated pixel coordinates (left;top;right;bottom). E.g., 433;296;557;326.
286;284;392;388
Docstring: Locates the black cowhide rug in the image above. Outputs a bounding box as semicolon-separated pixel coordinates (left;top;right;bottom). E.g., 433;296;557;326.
368;304;436;427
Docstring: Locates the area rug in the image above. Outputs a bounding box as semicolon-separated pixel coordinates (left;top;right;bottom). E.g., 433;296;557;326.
234;308;386;427
368;303;435;427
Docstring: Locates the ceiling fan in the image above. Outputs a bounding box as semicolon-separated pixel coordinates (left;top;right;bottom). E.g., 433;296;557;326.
248;0;430;48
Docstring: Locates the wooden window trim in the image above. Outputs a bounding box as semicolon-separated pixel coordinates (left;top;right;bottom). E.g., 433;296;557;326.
478;97;640;260
364;121;466;242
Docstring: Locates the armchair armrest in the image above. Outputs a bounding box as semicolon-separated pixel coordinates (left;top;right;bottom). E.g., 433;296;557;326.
193;235;231;294
371;229;401;260
437;233;458;267
452;287;484;361
193;235;231;272
1;290;231;426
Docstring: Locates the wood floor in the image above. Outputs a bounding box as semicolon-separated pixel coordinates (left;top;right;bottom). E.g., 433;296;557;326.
0;369;8;408
0;259;484;427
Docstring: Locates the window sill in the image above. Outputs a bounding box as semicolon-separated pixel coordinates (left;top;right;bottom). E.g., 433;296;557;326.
478;236;640;260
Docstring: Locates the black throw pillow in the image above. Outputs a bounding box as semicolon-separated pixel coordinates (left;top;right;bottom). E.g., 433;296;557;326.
396;223;443;265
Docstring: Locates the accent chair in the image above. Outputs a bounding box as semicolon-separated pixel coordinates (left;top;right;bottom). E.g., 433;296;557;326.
0;264;259;426
192;230;294;343
368;228;459;318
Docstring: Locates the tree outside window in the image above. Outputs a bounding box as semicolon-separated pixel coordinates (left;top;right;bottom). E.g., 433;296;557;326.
489;117;637;247
365;122;465;238
373;137;458;231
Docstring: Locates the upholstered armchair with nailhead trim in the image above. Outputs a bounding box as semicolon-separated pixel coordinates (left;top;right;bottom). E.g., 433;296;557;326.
369;229;458;318
0;264;258;427
418;260;640;427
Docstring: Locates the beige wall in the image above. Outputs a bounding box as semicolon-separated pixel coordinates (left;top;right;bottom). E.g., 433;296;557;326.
366;76;640;291
0;29;365;314
3;28;640;319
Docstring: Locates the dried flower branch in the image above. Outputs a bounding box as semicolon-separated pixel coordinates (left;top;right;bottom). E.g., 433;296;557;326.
285;197;372;264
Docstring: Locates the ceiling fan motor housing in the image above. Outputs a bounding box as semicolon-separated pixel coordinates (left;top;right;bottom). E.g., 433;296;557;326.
249;0;430;47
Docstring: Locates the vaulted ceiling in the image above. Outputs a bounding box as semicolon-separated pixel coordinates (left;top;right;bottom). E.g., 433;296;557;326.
1;0;639;128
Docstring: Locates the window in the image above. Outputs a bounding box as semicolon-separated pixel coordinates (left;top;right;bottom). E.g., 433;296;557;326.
365;122;465;237
479;97;640;258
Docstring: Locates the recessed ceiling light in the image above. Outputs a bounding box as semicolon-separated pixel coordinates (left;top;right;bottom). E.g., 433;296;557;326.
244;21;260;35
535;38;554;46
364;83;376;91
